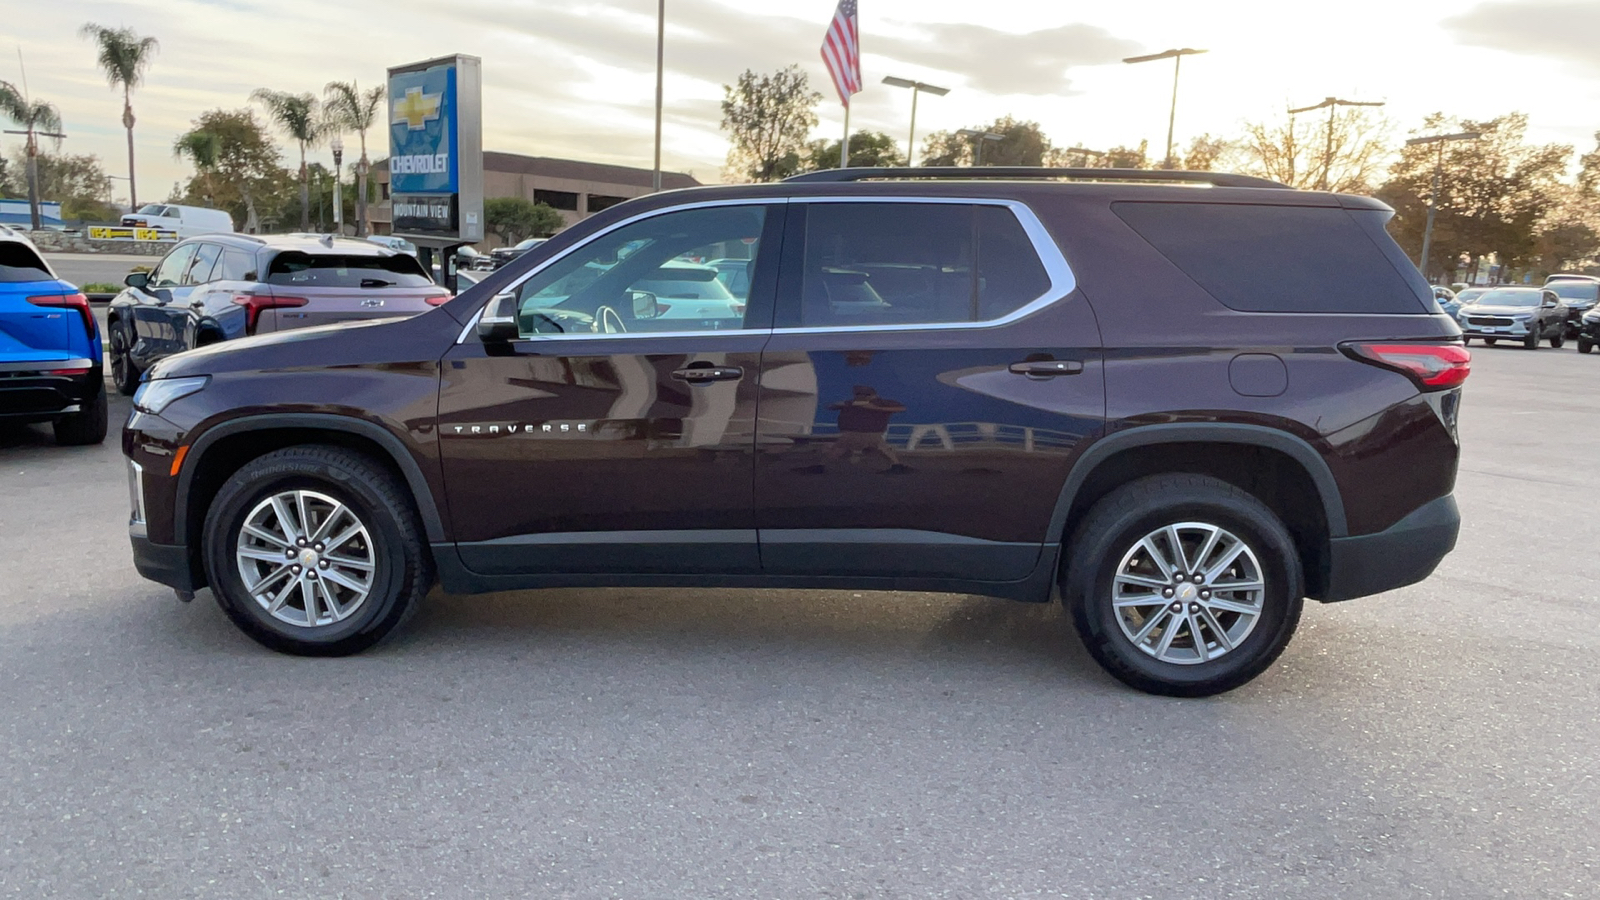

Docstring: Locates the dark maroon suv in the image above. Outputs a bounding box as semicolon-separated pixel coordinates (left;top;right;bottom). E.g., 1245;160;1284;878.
123;168;1467;696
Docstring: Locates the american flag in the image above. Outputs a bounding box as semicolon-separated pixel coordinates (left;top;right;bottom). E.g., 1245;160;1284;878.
820;0;861;107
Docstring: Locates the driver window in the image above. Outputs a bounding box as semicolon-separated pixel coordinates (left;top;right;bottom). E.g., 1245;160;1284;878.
148;244;198;290
512;204;767;337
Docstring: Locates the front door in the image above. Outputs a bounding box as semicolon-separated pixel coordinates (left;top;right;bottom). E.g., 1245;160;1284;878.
754;199;1105;582
439;202;783;577
129;242;197;365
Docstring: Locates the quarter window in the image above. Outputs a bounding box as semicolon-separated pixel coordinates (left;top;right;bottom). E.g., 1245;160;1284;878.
512;204;769;337
797;202;1053;328
217;249;258;282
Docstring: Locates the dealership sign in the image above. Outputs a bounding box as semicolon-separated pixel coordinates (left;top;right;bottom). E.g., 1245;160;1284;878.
387;54;483;245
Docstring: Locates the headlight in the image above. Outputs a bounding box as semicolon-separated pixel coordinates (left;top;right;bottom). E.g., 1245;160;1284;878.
133;376;209;415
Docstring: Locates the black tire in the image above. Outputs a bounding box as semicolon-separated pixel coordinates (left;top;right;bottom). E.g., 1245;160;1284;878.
1061;474;1304;697
1524;328;1539;349
1550;332;1565;349
201;445;433;656
1580;339;1594;354
1461;337;1471;346
109;322;140;396
53;386;108;446
1485;338;1497;346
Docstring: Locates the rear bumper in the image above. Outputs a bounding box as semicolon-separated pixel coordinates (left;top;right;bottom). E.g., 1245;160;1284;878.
1316;494;1459;602
130;524;201;592
0;360;102;422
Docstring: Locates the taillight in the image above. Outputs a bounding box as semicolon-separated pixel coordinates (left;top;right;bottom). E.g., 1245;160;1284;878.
1344;342;1471;390
27;292;96;340
230;292;308;335
424;292;452;307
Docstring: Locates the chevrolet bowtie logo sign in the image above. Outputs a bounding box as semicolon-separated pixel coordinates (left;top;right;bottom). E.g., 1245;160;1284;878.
392;87;442;130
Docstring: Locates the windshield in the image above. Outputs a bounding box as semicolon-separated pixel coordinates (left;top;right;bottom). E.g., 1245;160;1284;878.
134;204;169;217
1455;288;1489;304
514;238;547;251
1473;289;1541;308
1547;281;1599;301
266;252;434;287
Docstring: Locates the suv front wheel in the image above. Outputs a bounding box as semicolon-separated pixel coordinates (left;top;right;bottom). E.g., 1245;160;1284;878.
1063;474;1304;697
201;445;433;656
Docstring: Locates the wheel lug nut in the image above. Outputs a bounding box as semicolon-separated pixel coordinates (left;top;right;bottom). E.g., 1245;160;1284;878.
1189;603;1201;613
314;543;324;552
1162;588;1174;598
1191;574;1203;585
1171;603;1182;613
1174;573;1185;583
296;538;307;547
1200;590;1211;600
319;560;330;569
292;564;302;573
285;549;297;559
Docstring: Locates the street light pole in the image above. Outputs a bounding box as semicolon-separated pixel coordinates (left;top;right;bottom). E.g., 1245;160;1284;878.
330;135;344;234
956;129;1003;167
882;76;950;166
652;0;665;192
1288;96;1386;191
1123;48;1207;168
1405;131;1481;279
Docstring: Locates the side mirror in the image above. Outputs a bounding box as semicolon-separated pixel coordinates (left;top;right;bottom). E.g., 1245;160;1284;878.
477;292;520;343
630;289;660;319
124;272;148;290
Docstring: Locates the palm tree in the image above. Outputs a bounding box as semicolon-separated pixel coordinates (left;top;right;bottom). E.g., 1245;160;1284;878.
172;128;221;204
250;89;323;231
324;80;385;237
79;23;158;211
0;80;64;230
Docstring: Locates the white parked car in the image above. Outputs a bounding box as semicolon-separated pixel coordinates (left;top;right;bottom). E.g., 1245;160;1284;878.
120;204;234;238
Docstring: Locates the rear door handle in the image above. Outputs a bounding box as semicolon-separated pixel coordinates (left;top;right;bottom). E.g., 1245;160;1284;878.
1009;359;1084;378
671;365;744;383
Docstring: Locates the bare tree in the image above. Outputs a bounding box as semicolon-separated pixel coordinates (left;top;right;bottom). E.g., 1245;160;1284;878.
1239;107;1389;192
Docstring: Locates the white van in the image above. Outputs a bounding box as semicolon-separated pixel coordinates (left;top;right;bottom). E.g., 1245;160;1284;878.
121;203;234;238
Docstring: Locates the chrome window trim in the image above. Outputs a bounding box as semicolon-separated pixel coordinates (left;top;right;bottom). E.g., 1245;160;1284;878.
453;195;1076;345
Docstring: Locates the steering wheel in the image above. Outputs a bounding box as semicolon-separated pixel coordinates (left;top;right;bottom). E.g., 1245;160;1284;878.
594;305;627;334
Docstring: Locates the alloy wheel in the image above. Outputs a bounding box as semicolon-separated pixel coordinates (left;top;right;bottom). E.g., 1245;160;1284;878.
235;489;376;628
1110;521;1266;665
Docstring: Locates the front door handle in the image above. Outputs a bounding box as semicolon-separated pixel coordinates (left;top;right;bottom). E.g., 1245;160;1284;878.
671;365;744;384
1009;359;1083;378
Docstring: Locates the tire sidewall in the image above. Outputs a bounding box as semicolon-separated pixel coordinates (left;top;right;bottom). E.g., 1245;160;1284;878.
203;455;409;652
1070;488;1303;695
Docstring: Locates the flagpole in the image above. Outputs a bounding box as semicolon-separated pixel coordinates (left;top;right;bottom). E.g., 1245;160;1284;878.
840;103;851;169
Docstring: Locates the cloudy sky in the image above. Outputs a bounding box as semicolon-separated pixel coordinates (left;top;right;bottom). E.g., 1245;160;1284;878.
7;0;1600;202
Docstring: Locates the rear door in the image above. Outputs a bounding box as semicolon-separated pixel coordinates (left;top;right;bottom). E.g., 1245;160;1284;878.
260;250;445;332
0;242;69;363
166;242;222;349
754;198;1105;581
438;201;781;577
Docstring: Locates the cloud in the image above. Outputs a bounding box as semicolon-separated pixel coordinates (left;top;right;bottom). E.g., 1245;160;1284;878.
870;23;1141;96
1443;1;1600;75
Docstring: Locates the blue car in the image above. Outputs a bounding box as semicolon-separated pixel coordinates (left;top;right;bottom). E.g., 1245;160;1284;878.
0;228;107;445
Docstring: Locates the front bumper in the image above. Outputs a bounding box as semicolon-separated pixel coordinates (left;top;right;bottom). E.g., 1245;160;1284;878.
1316;495;1460;602
1459;319;1534;339
130;522;202;592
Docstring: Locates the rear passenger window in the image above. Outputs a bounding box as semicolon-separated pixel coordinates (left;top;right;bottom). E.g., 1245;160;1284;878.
184;244;222;285
798;202;1052;328
1112;202;1431;314
0;242;52;282
266;252;434;288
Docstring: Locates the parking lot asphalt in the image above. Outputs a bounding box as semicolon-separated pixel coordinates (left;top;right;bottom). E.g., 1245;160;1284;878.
0;344;1595;899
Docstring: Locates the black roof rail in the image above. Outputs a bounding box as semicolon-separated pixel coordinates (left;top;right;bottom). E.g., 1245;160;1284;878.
785;166;1290;190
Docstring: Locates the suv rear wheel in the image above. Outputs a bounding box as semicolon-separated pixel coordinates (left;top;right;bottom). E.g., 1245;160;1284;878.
109;324;140;396
201;445;432;656
1062;474;1304;697
53;388;107;446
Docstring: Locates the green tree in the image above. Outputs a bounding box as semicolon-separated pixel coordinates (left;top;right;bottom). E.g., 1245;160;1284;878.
5;149;116;222
0;81;64;228
324;80;385;237
250;89;323;230
1378;113;1571;280
802;131;906;171
1239;107;1388;192
485;196;564;244
921;117;1058;167
721;66;821;182
172;109;284;232
79;23;158;210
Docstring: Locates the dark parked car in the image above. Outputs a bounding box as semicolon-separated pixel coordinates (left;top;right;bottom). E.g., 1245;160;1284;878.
123;167;1467;697
1542;276;1600;338
1576;307;1600;354
107;233;450;395
0;230;106;444
1456;287;1567;349
490;237;548;269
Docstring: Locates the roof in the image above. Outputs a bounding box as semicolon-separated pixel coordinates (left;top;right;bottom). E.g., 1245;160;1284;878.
375;152;699;190
0;213;67;228
187;232;402;256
